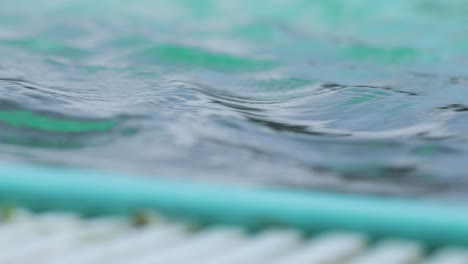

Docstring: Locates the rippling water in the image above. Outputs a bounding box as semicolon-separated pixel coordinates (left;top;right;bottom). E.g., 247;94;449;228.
1;0;468;199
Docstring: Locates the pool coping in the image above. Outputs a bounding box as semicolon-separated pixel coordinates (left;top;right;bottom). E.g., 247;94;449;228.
1;164;467;247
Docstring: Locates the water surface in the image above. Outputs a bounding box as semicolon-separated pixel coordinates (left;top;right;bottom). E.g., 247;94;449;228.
1;0;468;199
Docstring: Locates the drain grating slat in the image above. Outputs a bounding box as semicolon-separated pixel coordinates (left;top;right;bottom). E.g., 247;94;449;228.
423;248;468;264
346;240;425;264
202;229;303;264
1;210;468;264
272;232;367;264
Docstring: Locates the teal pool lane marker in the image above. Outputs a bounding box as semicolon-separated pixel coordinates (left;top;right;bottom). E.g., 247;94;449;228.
0;164;467;247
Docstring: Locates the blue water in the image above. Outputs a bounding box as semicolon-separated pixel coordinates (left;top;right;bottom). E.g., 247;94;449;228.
1;0;468;199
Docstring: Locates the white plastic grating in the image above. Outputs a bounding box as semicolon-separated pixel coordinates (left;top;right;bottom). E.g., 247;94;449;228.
1;210;468;264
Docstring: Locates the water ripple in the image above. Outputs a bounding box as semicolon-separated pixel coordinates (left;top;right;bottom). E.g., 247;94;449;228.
2;0;468;200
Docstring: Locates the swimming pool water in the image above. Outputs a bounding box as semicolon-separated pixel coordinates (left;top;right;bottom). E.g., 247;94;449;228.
1;0;468;199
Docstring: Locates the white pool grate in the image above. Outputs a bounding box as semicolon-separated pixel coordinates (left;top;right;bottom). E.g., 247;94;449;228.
1;210;468;264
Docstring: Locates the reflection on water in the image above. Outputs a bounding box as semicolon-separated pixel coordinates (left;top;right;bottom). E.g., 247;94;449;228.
1;0;468;200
